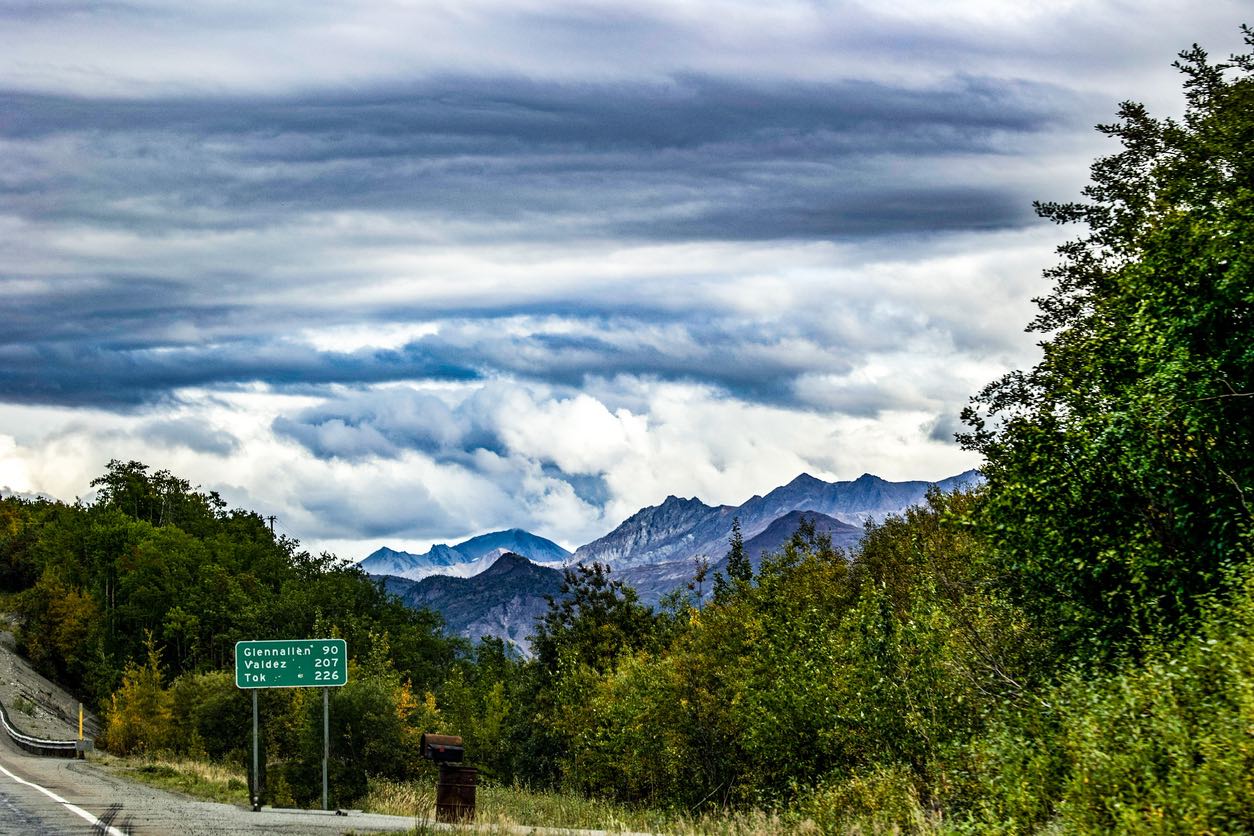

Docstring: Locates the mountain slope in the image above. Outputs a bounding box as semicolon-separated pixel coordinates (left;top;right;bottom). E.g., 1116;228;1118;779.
617;510;862;604
571;495;727;569
584;470;980;604
393;553;565;656
576;470;980;572
739;510;862;566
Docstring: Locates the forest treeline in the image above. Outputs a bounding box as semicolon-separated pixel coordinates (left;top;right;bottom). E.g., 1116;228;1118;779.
1;31;1251;830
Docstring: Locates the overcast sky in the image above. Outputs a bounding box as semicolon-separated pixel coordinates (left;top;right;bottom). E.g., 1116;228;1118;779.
0;1;1247;557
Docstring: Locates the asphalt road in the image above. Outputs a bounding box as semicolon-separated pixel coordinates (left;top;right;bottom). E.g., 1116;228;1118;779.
0;733;428;835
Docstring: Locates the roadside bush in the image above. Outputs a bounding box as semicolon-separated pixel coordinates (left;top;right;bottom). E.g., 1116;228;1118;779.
800;763;932;835
165;670;244;758
546;491;1035;818
562;650;691;804
969;572;1254;832
101;633;171;755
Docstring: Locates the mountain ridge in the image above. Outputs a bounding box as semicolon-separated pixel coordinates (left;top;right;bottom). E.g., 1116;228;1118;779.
359;529;570;581
574;468;982;582
366;469;983;643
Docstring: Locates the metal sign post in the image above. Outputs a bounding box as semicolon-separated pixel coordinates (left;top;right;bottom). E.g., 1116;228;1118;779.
322;687;330;811
251;690;260;811
235;639;348;812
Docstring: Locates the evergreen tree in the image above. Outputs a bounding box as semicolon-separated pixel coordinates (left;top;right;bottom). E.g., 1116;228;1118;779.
532;562;657;674
726;517;751;585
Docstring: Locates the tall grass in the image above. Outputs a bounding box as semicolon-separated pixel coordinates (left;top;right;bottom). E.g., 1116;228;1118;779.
361;778;827;834
92;751;250;806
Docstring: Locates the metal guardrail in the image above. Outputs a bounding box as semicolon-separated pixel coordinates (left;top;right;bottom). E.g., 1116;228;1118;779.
0;698;79;758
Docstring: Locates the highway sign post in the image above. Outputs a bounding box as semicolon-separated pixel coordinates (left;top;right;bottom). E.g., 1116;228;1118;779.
235;639;347;812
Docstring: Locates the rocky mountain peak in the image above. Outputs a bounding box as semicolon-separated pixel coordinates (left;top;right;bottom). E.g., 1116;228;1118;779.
480;551;539;578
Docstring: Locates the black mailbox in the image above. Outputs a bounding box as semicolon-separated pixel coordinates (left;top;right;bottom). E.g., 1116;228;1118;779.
421;733;465;763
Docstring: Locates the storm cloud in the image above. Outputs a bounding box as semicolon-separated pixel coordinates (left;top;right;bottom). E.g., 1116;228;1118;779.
0;73;1064;264
1;1;1247;554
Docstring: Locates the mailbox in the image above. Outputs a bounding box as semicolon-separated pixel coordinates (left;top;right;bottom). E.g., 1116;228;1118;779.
421;733;465;763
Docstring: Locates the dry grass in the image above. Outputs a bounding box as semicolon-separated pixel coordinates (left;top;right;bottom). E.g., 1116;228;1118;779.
361;777;438;824
91;758;860;834
92;751;250;805
361;779;820;835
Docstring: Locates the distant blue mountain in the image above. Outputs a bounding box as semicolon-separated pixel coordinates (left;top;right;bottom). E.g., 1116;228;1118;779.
452;529;571;564
371;469;984;642
594;469;984;604
358;529;570;581
578;469;983;573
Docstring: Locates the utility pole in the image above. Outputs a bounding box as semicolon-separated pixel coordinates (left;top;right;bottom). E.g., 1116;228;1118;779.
265;515;276;536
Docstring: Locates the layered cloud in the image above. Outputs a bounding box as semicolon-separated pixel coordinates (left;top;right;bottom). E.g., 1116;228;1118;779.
0;2;1246;554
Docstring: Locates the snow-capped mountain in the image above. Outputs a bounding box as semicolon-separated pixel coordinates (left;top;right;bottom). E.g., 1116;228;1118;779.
358;528;570;581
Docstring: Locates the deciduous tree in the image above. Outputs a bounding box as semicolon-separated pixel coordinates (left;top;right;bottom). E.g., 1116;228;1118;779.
961;30;1254;659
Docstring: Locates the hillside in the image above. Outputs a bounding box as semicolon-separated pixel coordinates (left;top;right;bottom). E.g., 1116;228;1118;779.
0;623;99;742
392;553;565;656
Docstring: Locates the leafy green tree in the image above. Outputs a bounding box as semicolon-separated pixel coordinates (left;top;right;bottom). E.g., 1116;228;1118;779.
166;670;248;760
510;563;659;789
0;497;45;592
436;637;520;779
969;570;1254;832
91;459;225;534
961;30;1254;659
532;562;657;675
726;517;750;583
13;571;103;688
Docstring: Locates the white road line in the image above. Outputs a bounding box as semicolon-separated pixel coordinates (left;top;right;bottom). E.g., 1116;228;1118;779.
0;761;127;836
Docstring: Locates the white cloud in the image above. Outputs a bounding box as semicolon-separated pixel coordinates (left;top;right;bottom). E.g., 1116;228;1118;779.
0;434;34;494
0;218;1059;555
1;0;1241;563
0;367;984;558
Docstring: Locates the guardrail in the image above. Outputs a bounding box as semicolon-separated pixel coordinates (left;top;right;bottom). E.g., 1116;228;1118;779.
0;699;79;758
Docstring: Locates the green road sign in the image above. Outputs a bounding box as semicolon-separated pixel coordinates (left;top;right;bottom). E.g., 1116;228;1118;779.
235;639;348;689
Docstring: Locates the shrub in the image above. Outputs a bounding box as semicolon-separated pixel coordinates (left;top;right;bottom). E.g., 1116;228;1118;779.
969;572;1254;832
101;633;172;755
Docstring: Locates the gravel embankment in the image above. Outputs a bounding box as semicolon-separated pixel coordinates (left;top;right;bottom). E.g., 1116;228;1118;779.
0;621;97;742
